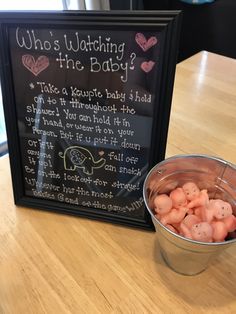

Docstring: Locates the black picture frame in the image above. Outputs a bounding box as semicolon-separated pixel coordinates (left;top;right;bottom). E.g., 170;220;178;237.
0;10;181;230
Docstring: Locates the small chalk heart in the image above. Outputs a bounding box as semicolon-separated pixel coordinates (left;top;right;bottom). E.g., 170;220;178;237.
99;151;105;156
141;61;155;73
135;33;158;52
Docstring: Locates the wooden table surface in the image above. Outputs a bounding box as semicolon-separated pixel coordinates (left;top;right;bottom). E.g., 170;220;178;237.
1;51;236;313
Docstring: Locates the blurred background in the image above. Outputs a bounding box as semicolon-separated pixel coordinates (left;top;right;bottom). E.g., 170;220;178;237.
0;0;235;156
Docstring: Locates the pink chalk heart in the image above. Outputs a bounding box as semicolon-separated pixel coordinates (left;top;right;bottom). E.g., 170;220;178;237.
141;61;155;73
135;33;157;52
22;54;49;76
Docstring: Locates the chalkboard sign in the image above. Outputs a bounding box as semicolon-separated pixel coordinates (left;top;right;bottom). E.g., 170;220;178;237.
0;11;181;230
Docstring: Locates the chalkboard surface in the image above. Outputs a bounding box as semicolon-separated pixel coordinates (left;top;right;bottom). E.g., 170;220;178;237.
0;11;181;229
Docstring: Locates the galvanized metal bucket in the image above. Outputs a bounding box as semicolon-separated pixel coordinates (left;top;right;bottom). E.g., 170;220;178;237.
143;155;236;275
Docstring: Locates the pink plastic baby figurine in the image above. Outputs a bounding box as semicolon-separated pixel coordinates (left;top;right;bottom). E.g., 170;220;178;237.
187;189;209;211
183;182;202;215
182;182;200;201
153;194;172;218
179;214;201;239
160;207;188;226
158;187;189;226
212;200;233;219
211;221;228;242
169;187;188;209
222;215;236;232
190;222;213;242
166;224;178;234
203;199;233;223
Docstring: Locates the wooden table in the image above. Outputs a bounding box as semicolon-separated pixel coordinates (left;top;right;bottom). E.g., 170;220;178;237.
167;51;236;164
1;51;236;313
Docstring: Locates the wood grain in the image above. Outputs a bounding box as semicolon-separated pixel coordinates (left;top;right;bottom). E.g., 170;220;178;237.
1;51;236;313
166;51;236;165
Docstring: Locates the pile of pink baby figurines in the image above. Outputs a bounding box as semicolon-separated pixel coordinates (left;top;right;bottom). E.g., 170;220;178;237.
153;182;236;242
